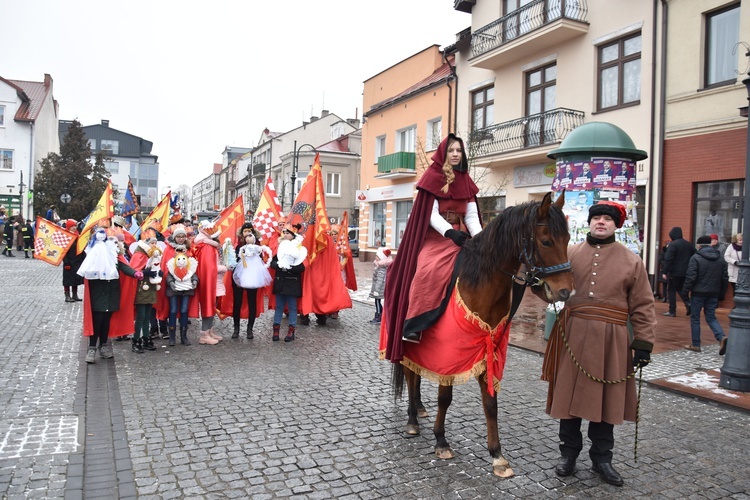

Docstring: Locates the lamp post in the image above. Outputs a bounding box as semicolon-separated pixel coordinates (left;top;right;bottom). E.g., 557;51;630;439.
720;49;750;392
290;140;317;207
18;172;25;218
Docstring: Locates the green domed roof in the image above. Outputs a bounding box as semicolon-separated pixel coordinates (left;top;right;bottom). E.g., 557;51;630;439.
548;122;647;161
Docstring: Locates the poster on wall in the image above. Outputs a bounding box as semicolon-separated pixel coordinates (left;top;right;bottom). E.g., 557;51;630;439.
552;158;640;255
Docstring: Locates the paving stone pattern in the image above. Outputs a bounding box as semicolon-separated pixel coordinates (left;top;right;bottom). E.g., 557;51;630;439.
1;257;750;498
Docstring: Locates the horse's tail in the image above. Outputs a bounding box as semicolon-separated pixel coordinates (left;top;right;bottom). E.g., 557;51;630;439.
391;363;405;400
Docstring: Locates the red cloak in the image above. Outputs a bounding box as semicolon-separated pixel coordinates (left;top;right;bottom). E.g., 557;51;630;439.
188;235;219;319
83;255;137;338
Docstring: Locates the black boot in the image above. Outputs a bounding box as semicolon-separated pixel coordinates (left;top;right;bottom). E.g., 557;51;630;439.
65;290;75;303
149;324;158;338
5;249;14;257
24;251;29;258
315;314;327;326
143;337;156;351
592;462;623;486
272;323;280;341
159;321;169;339
1;248;5;256
72;288;83;301
232;319;240;339
299;314;310;326
284;325;296;342
180;326;191;346
369;312;381;324
132;338;144;354
168;326;176;346
246;319;254;340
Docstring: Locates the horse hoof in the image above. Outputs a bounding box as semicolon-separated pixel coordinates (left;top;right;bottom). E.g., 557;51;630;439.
435;448;454;459
417;407;428;418
405;424;420;436
493;457;514;478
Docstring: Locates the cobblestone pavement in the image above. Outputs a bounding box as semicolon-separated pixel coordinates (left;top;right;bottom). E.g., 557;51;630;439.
1;257;750;498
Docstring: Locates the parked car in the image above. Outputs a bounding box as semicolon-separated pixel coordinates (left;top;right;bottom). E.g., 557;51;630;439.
349;238;359;257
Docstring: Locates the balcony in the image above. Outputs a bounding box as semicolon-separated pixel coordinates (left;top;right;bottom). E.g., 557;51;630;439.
469;108;585;165
375;151;417;180
226;180;236;190
470;0;589;69
252;163;266;177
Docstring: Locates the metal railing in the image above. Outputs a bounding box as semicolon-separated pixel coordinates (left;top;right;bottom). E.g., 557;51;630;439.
377;151;416;173
471;0;588;59
469;108;584;157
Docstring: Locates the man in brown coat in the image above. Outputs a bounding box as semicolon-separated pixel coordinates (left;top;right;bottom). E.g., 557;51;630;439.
544;201;656;486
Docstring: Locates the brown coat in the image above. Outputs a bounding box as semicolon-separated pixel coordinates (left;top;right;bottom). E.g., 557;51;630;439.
547;239;656;424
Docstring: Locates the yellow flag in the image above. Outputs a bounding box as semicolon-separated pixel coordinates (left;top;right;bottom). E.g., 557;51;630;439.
76;181;114;253
142;191;171;234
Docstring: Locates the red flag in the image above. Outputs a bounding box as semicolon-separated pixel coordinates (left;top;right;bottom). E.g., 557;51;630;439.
290;153;330;263
33;216;77;266
213;195;245;243
338;211;357;291
252;178;284;244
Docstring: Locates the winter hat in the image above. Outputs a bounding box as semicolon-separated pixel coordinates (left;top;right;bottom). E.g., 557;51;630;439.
587;201;627;228
697;235;712;245
710;234;719;241
64;219;78;231
171;224;187;238
376;247;391;260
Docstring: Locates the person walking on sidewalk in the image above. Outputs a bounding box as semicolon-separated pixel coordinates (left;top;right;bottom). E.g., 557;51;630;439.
724;233;742;295
543;201;656;487
368;247;392;324
683;235;728;354
661;226;695;317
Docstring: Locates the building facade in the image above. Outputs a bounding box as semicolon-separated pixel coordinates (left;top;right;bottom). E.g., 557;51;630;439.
358;45;458;260
60;120;160;213
0;73;59;219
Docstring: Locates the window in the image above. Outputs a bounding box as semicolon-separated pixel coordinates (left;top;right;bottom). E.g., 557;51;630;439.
598;33;641;110
396;126;416;153
694;180;744;244
100;140;119;155
526;63;557;145
705;5;740;87
88;138;96;151
471;86;494;132
371;202;386;247
0;150;12;170
0;105;4;126
393;200;412;249
375;135;386;162
105;161;119;174
479;196;506;224
426;118;442;150
325;172;341;196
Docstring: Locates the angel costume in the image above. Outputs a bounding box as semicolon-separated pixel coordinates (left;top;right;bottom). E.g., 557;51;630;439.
233;243;272;289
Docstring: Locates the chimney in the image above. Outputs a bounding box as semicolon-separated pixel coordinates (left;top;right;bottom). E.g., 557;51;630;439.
347;118;361;128
310;115;319;122
101;119;109;127
321;109;329;117
44;74;53;87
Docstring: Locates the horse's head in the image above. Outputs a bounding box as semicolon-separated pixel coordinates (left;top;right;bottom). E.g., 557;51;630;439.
524;192;574;303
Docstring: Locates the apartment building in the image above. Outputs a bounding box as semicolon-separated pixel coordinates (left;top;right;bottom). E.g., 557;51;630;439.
359;45;457;260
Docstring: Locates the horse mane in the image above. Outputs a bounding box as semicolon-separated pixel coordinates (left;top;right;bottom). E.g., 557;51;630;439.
460;199;568;288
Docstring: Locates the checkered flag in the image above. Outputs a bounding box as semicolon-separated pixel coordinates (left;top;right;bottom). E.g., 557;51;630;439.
252;178;284;244
33;216;77;266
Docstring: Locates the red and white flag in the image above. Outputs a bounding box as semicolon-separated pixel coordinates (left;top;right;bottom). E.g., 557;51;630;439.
34;216;77;266
253;178;284;244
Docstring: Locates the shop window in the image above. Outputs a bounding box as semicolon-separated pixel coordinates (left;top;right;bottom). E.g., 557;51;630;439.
693;180;744;246
371;202;386;248
393;200;412;249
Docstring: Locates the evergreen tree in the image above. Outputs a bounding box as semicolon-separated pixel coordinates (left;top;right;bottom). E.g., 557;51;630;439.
35;120;113;221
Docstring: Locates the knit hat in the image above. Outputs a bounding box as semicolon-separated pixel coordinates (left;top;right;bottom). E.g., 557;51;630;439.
64;219;78;231
697;235;712;245
710;234;719;241
171;224;187;238
587;201;627;228
376;247;391;260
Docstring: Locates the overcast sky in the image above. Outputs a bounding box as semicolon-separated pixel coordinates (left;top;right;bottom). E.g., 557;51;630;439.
2;0;470;192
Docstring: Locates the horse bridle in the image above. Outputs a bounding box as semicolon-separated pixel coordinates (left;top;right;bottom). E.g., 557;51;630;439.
511;223;571;288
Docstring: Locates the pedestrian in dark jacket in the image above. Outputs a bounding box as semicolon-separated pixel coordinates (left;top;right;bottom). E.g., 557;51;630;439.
2;216;17;257
661;227;695;317
269;224;307;342
62;219;85;302
683;235;728;354
18;218;33;258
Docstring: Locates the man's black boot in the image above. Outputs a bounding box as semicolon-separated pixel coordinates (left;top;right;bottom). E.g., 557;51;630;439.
592;462;623;486
555;456;576;477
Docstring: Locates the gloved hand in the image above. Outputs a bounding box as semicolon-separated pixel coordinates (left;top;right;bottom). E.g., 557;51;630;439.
64;265;71;270
134;271;144;281
445;229;470;247
633;349;651;368
142;269;157;278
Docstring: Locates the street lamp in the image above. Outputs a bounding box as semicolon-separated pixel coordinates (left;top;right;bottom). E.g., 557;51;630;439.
290;141;317;206
18;172;25;218
720;47;750;392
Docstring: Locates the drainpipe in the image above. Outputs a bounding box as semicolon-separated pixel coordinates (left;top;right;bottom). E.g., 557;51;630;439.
443;51;458;134
28;122;34;218
648;0;669;290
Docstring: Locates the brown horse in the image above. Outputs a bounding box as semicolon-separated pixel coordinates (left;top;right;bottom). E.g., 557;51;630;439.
392;192;574;477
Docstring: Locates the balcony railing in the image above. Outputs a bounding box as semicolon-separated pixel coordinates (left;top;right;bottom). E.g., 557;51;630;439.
377;151;416;173
471;0;588;59
252;163;266;176
469;108;585;157
226;180;236;190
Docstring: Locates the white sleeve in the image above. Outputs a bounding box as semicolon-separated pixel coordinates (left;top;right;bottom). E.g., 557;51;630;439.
465;202;482;236
429;199;453;236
